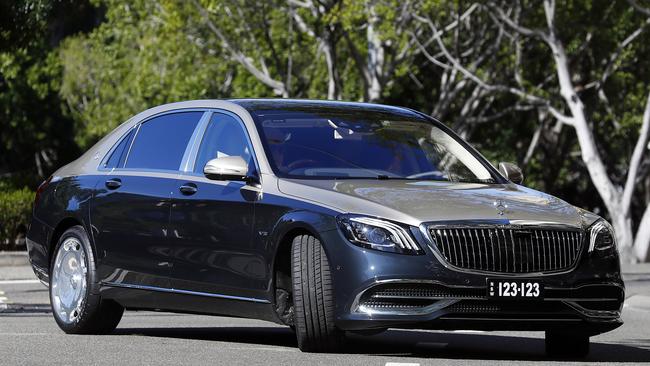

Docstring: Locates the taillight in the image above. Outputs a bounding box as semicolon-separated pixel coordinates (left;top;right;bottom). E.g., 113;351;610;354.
34;175;53;208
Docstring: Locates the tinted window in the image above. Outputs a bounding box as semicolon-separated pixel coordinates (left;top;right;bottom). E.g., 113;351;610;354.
252;109;494;183
125;112;202;171
193;113;253;174
103;128;135;169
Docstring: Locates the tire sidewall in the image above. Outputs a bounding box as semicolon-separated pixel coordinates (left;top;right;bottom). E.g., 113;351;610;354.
49;225;99;332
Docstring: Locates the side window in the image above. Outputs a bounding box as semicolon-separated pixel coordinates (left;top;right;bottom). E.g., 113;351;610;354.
103;128;135;169
125;111;202;171
193;113;253;174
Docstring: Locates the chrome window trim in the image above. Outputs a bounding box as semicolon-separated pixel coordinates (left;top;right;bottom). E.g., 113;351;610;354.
121;123;141;169
98;125;138;172
101;108;208;174
180;111;212;172
102;281;270;304
419;220;586;277
180;108;263;184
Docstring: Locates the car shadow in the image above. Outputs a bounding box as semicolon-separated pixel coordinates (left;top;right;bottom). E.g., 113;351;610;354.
113;326;650;362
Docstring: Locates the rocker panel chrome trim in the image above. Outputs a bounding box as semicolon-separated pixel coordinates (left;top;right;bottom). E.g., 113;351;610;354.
102;281;270;304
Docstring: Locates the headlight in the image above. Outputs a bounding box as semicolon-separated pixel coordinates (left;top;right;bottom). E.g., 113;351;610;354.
588;219;616;253
337;215;422;254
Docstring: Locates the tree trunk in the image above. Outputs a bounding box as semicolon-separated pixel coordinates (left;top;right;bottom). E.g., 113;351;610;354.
545;33;633;251
634;206;650;262
366;1;383;102
612;212;635;262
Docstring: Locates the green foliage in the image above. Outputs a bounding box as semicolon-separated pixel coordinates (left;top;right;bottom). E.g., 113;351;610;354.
0;183;33;249
3;0;650;251
59;0;234;147
0;0;95;181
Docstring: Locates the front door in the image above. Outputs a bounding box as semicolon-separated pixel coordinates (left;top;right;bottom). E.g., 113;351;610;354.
169;112;264;299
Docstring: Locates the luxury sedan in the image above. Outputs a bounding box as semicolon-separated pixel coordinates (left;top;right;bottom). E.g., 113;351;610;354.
26;99;624;356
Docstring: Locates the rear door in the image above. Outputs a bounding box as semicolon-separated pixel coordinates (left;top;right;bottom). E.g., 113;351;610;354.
91;111;205;289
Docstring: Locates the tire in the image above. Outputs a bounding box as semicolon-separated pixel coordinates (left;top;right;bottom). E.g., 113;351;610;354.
545;331;590;358
291;234;343;352
49;225;124;334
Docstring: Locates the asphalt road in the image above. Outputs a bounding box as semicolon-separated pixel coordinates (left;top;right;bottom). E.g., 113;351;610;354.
1;267;650;365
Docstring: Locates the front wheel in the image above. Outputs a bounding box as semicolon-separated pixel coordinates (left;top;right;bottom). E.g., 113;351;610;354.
50;226;124;334
545;331;590;358
291;234;343;352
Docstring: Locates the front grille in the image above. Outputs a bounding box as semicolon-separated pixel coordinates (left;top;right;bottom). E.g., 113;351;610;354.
428;226;584;273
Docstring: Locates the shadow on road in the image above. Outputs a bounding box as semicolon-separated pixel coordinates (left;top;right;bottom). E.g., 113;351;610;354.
113;326;650;362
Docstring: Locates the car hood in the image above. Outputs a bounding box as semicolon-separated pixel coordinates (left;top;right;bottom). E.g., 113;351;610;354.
278;179;583;228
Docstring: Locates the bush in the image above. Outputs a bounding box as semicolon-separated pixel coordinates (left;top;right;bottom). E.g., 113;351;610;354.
0;186;34;250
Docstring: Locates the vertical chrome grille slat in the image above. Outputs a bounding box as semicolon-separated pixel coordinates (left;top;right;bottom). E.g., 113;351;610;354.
429;225;583;274
452;229;463;267
508;229;516;272
473;229;482;270
500;229;507;272
561;231;566;268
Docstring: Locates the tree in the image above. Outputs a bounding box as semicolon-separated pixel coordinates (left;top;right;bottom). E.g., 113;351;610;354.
53;0;650;261
0;0;99;182
413;0;650;261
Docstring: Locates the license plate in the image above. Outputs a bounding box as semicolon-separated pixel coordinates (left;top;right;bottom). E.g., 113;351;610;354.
487;279;544;300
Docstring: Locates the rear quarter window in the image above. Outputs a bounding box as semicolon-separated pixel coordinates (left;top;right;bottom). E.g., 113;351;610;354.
125;111;202;171
102;128;136;169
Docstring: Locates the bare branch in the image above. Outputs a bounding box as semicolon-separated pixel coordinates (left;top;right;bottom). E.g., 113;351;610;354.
628;0;650;16
192;0;288;96
486;2;549;41
413;12;574;125
287;0;312;8
584;18;650;91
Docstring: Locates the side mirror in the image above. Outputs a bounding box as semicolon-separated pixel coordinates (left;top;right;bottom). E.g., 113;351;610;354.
204;156;249;181
498;162;524;185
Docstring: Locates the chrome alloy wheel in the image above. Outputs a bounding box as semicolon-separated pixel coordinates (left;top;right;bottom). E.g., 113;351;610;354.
51;237;88;324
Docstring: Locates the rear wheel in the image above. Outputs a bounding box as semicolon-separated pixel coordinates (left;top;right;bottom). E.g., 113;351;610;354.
291;234;343;352
545;331;590;358
50;226;124;334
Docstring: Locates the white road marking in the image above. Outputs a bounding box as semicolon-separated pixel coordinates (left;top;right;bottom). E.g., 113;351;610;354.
449;330;486;334
0;279;41;285
386;363;420;366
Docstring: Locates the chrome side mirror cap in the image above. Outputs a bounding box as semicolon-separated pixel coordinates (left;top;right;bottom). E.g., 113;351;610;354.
498;162;524;185
204;156;249;181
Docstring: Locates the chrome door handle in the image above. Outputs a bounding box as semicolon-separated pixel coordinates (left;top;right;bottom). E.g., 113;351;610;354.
179;183;198;195
105;178;122;190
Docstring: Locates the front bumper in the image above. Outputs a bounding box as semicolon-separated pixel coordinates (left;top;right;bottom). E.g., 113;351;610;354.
320;226;624;336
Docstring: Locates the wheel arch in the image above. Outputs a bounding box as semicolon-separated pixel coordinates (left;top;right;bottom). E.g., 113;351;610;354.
268;210;338;299
49;217;86;265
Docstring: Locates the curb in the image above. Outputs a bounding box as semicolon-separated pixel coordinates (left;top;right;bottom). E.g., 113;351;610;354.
0;303;51;314
0;252;29;267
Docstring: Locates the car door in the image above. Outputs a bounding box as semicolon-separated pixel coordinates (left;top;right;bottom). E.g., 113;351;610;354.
169;111;265;299
91;111;205;289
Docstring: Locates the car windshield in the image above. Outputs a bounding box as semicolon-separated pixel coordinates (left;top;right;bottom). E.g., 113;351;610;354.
252;108;496;183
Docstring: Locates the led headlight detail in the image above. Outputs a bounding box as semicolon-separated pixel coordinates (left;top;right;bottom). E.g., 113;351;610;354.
338;215;422;254
588;219;616;253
